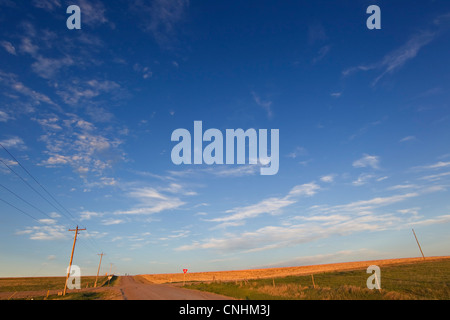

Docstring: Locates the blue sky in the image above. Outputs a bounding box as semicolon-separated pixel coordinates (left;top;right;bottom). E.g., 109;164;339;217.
0;0;449;277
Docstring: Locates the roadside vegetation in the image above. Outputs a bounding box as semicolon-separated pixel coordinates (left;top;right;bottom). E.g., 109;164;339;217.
185;259;450;300
0;275;119;300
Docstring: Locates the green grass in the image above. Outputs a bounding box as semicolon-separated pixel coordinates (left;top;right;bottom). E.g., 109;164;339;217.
0;275;115;293
10;291;106;300
184;259;450;300
1;276;119;300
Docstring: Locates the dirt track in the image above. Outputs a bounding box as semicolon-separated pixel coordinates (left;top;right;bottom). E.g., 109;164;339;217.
118;276;232;300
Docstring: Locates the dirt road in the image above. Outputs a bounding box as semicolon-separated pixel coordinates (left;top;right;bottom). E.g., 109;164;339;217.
118;276;232;300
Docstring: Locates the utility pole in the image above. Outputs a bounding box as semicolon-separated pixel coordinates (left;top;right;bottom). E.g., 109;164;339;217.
108;263;114;285
94;253;105;288
412;228;425;260
63;226;86;296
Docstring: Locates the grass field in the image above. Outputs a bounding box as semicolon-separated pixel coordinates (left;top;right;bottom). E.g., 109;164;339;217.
0;275;113;292
2;256;449;300
0;276;119;300
183;259;450;300
141;256;449;284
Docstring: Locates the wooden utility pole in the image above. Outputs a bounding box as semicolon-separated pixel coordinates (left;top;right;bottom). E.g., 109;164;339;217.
412;228;425;260
63;226;86;296
94;253;105;288
108;263;114;285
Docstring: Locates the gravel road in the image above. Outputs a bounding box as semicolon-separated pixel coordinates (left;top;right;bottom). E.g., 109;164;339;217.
118;276;232;300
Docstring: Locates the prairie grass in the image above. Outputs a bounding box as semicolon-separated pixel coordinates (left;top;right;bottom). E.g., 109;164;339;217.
0;275;114;292
185;259;450;300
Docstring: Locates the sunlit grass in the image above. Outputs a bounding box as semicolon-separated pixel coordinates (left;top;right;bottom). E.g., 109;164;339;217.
185;260;450;300
0;275;114;292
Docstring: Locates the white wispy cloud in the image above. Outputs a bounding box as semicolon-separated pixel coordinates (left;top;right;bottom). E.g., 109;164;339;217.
15;27;77;80
211;198;297;224
0;136;26;150
210;165;260;177
78;0;108;26
419;171;450;181
102;218;126;226
343;30;437;85
408;215;450;227
14;20;113;86
37;113;125;178
0;70;58;108
161;183;197;196
320;174;335;183
312;45;331;64
80;210;103;221
288;183;321;197
387;184;418;191
32;115;62;131
56;79;121;106
133;64;153;79
167;230;190;239
251;91;273;119
17;224;68;241
349;119;384;141
176;221;375;253
373;31;436;85
176;187;446;253
114;187;185;215
353;154;380;170
287;146;308;159
399;136;416;143
32;56;75;79
132;0;190;46
168;165;261;178
352;173;375;186
32;0;61;11
415;161;450;170
0;40;16;55
38;218;57;225
209;182;320;225
397;207;420;216
19;37;38;56
0;110;11;122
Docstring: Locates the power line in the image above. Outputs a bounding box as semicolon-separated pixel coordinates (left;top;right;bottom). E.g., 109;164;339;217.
0;196;40;222
0;142;78;221
0;144;104;253
0;158;75;225
0;160;100;253
83;227;104;252
0;144;108;268
0;183;55;220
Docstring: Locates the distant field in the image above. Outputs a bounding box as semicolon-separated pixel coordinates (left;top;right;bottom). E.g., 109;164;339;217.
140;256;450;284
0;276;118;300
183;258;450;300
0;276;110;292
